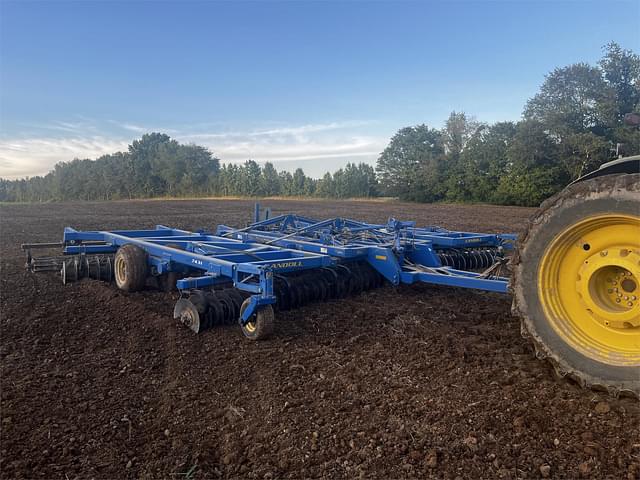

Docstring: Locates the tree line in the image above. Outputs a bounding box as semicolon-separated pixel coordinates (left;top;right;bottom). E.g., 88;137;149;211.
0;133;378;202
1;42;638;206
377;42;640;206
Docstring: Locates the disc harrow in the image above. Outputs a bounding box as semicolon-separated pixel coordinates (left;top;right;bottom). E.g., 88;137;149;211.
25;252;115;284
22;204;515;340
273;261;384;311
174;286;247;333
173;261;385;333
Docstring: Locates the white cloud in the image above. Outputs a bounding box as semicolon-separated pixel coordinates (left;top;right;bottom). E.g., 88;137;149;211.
109;121;180;135
0;136;129;179
118;123;148;133
0;119;387;179
249;121;372;137
178;121;373;140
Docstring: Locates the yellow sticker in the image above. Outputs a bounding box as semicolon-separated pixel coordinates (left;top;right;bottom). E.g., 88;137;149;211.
375;255;387;261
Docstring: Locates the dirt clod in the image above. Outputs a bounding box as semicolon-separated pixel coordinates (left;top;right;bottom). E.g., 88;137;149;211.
539;464;551;478
425;449;438;468
595;401;611;414
579;461;591;476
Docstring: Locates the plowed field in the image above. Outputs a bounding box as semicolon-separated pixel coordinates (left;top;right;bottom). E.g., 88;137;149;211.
1;199;638;479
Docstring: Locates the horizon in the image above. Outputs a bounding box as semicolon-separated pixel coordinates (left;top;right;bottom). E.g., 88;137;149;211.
1;0;639;180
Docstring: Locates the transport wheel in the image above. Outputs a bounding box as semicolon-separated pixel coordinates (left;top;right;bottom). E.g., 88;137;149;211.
114;244;148;292
513;173;640;398
239;299;275;341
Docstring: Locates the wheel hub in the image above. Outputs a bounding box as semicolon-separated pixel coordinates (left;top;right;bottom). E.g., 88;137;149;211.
173;298;201;333
180;310;194;327
577;247;640;329
115;256;126;284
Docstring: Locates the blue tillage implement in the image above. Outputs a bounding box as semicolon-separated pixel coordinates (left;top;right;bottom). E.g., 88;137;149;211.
22;203;516;339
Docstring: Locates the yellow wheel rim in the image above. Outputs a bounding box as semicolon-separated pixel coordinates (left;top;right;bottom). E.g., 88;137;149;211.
538;214;640;366
115;256;126;284
244;321;256;333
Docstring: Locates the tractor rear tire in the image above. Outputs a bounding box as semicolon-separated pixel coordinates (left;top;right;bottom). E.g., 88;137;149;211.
512;173;640;398
114;244;148;292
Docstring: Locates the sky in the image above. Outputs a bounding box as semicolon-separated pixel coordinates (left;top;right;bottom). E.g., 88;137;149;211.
0;0;639;179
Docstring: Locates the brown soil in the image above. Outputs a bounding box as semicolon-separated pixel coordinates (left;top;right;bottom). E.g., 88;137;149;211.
1;199;638;479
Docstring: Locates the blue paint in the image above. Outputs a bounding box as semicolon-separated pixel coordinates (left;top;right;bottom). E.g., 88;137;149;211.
54;206;516;320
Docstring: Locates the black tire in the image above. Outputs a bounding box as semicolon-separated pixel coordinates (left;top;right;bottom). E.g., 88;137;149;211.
239;299;275;340
114;244;148;292
512;173;640;398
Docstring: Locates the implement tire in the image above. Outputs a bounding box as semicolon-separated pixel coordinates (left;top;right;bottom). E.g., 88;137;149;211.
239;300;275;341
512;173;640;398
114;244;148;292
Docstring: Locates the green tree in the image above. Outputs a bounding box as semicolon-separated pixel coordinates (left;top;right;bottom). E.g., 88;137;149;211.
494;120;565;206
599;42;640;123
240;160;262;196
260;162;281;196
443;111;483;201
449;122;517;203
524;63;610;137
129;133;175;196
316;172;335;197
376;125;445;201
291;168;307;196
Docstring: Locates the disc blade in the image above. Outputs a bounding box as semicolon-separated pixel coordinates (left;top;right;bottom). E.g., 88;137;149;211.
173;298;201;333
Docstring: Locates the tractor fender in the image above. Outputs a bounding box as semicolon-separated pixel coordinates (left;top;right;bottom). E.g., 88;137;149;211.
571;155;640;185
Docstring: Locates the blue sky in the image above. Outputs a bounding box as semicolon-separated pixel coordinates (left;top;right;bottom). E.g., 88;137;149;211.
1;0;638;179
